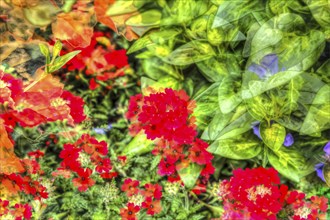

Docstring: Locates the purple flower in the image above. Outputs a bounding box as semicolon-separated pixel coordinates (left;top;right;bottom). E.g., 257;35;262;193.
283;133;294;147
93;124;112;135
248;54;281;79
252;121;294;147
315;141;330;182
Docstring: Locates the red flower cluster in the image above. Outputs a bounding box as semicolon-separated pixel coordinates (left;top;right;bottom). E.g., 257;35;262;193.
218;167;328;220
0;70;86;133
60;31;129;91
126;88;214;192
0;173;48;201
53;134;117;191
120;179;162;219
0;200;32;220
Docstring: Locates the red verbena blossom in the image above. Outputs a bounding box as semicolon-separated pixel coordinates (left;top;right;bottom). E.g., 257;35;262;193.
55;134;114;190
0;199;9;217
10;203;32;220
141;183;162;200
27;150;45;158
219;167;287;219
188;138;214;165
121;178;140;197
127;88;197;144
142;197;162;216
72;168;95;192
120;203;140;220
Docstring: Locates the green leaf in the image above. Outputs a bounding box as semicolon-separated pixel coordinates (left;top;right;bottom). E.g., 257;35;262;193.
304;0;330;30
323;163;330;187
141;57;183;80
242;70;303;99
163;40;215;66
207;132;262;159
126;9;162;36
280;76;304;114
192;83;219;130
121;132;154;156
202;105;255;141
52;40;62;63
268;148;314;182
127;35;153;54
48;50;81;73
300;84;330;136
127;29;182;54
177;163;203;189
39;43;50;64
259;122;286;151
196;54;240;82
218;75;242;114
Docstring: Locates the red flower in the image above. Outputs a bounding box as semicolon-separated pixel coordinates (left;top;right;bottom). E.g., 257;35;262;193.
77;134;108;158
221;167;287;219
0;199;9;217
121;178;140;197
89;78;100;90
60;91;86;124
136;88;197;144
142;197;162;216
142;183;162;200
120;203;140;220
11;203;32;220
104;49;128;69
100;171;118;179
59;144;80;161
72;168;95;192
27;150;45;158
93;157;112;173
157;159;176;176
188;138;213;165
1;174;24;194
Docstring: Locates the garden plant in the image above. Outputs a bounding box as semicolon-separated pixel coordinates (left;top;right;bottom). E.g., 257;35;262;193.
0;0;329;219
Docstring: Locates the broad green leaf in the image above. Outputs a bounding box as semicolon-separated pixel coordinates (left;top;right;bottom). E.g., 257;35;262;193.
207;132;262;159
268;0;309;14
52;40;62;63
163;41;215;66
126;9;162;36
300;84;330;136
245;94;275;121
304;0;330;30
323;163;330;187
218;75;242;114
259;122;286;151
196;54;240;82
127;35;153;54
48;50;81;73
242;70;303;99
141;57;183;80
177;163;203;189
161;0;208;26
187;16;208;40
106;0;144;16
141;76;182;94
192;83;220;130
127;29;182;54
121;132;154;156
39;43;50;65
212;0;263;28
126;10;162;27
268;148;314;182
202;104;255;140
315;59;330;84
280;76;304;114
